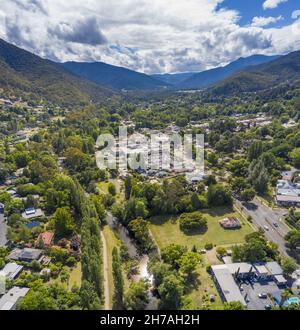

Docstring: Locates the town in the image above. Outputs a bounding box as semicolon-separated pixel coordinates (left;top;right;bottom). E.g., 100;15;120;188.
1;92;300;311
1;0;300;315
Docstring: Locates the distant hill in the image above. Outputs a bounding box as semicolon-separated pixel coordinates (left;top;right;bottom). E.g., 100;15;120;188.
151;72;196;85
176;55;280;90
0;38;115;106
63;61;168;91
210;51;300;96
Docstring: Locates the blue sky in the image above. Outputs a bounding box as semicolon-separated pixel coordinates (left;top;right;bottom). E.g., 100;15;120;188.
0;0;299;73
220;0;299;27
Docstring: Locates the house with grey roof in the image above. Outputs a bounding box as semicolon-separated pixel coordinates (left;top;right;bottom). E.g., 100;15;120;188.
0;287;29;310
211;265;247;306
1;263;23;280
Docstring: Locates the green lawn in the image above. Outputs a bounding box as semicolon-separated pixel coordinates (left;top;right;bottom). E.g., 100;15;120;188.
68;263;82;290
149;207;254;250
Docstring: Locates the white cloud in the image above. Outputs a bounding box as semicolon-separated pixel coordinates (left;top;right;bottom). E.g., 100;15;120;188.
251;15;283;27
263;0;288;10
292;10;300;19
0;0;298;73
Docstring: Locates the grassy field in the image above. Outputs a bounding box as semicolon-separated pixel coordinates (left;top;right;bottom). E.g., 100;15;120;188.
149;207;254;310
68;263;82;290
102;225;121;309
149;206;254;250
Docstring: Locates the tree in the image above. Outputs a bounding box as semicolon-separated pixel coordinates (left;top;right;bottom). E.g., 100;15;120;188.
128;218;153;252
248;159;269;194
248;141;263;161
191;193;202;210
158;274;184;310
65;147;86;171
179;252;200;277
232;232;272;263
80;280;102;310
216;246;227;256
230;177;248;194
135;200;149;218
207;184;233;207
52;207;75;237
125;176;133;200
18;286;57;310
149;262;171;288
108;182;117;196
112;247;124;310
240;188;256;202
281;257;297;276
124;280;149;310
207;152;219;166
179;212;207;234
223;301;245;310
285;230;300;251
161;244;188;268
289;148;300;169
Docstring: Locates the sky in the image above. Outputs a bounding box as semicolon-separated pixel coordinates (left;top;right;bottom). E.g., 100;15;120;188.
0;0;299;74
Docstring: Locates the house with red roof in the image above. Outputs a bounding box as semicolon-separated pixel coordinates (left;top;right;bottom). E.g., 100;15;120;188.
36;232;54;248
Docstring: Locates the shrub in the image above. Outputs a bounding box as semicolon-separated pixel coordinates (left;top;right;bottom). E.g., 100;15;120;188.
205;243;214;251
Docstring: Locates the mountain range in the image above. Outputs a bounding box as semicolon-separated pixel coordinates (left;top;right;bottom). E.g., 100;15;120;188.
63;55;280;91
0;37;300;104
0;38;115;106
63;61;168;91
210;51;300;96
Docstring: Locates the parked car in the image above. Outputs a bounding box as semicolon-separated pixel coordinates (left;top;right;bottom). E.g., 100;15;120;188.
265;304;272;310
264;226;269;231
273;222;279;228
258;293;268;299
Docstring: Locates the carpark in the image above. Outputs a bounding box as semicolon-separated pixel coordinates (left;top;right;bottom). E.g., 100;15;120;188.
241;279;280;310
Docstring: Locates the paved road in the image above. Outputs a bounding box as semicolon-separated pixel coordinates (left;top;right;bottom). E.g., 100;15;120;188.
0;213;7;247
235;197;293;259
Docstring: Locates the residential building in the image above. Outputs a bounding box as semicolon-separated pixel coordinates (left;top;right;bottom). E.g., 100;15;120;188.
36;232;54;248
8;248;44;263
1;263;23;280
21;208;45;220
276;176;300;208
0;287;29;310
211;265;247;306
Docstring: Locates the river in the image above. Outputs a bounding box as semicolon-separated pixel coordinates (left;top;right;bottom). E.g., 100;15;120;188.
106;212;158;310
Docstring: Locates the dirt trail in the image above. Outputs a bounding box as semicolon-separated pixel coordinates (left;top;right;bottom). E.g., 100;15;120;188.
101;231;110;310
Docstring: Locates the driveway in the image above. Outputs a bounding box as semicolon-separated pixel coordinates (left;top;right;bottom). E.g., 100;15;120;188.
235;197;293;259
0;213;7;247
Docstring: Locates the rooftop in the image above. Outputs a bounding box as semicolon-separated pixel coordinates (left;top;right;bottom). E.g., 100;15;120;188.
265;262;284;276
211;265;246;305
0;287;29;310
226;263;255;275
21;208;45;220
1;263;23;280
37;232;54;247
8;248;43;262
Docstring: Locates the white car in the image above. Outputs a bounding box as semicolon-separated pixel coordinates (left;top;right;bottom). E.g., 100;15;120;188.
264;226;269;231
